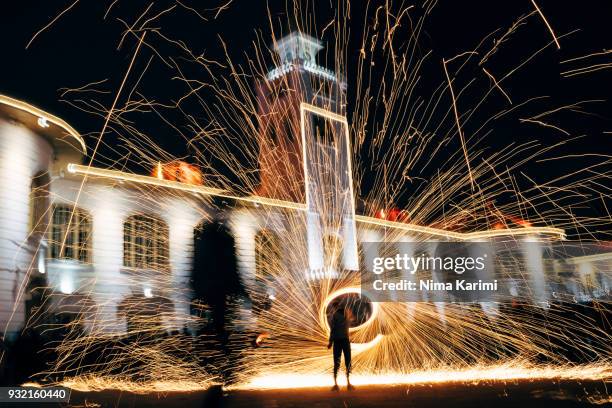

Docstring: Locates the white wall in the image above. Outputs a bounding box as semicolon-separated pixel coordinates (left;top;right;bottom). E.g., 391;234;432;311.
47;178;207;334
0;119;53;336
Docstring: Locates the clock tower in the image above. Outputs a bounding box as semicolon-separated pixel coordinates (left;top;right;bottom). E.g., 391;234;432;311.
256;32;358;276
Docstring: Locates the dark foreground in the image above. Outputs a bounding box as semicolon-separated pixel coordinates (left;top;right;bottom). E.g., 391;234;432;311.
7;379;608;408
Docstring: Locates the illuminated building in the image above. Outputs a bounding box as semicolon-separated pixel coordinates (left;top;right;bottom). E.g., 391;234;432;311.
0;32;606;339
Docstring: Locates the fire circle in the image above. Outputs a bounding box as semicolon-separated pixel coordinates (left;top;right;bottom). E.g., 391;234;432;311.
320;287;384;352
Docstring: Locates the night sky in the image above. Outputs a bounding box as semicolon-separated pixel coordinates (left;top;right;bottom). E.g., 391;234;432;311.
1;1;610;232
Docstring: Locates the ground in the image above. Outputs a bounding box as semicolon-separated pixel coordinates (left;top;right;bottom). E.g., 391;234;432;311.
14;379;606;408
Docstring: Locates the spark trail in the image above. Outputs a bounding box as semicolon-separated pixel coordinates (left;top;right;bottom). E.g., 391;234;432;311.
8;0;611;395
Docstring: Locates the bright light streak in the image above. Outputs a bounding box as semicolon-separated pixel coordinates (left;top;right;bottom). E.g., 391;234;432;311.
65;164;566;241
0;94;86;153
232;363;612;390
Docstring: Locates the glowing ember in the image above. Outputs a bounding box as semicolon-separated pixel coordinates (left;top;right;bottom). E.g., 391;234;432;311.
152;161;203;185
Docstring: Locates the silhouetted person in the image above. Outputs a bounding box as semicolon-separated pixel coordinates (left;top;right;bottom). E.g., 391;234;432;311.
327;307;353;391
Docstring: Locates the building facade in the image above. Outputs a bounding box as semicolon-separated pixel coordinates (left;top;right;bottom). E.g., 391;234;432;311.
0;33;608;339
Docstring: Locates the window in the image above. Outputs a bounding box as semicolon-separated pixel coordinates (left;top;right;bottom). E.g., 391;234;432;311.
29;172;50;236
254;229;281;313
124;214;169;271
312;114;333;144
255;229;281;284
49;205;92;263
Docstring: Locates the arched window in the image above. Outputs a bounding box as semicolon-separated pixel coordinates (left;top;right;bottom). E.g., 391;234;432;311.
253;229;281;313
49;204;92;263
29;172;50;236
123;214;169;271
255;229;281;284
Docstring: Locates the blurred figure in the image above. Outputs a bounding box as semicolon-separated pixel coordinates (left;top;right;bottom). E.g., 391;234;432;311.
12;328;40;383
327;307;354;391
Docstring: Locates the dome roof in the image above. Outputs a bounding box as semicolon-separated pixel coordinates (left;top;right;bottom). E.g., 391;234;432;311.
0;94;86;158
